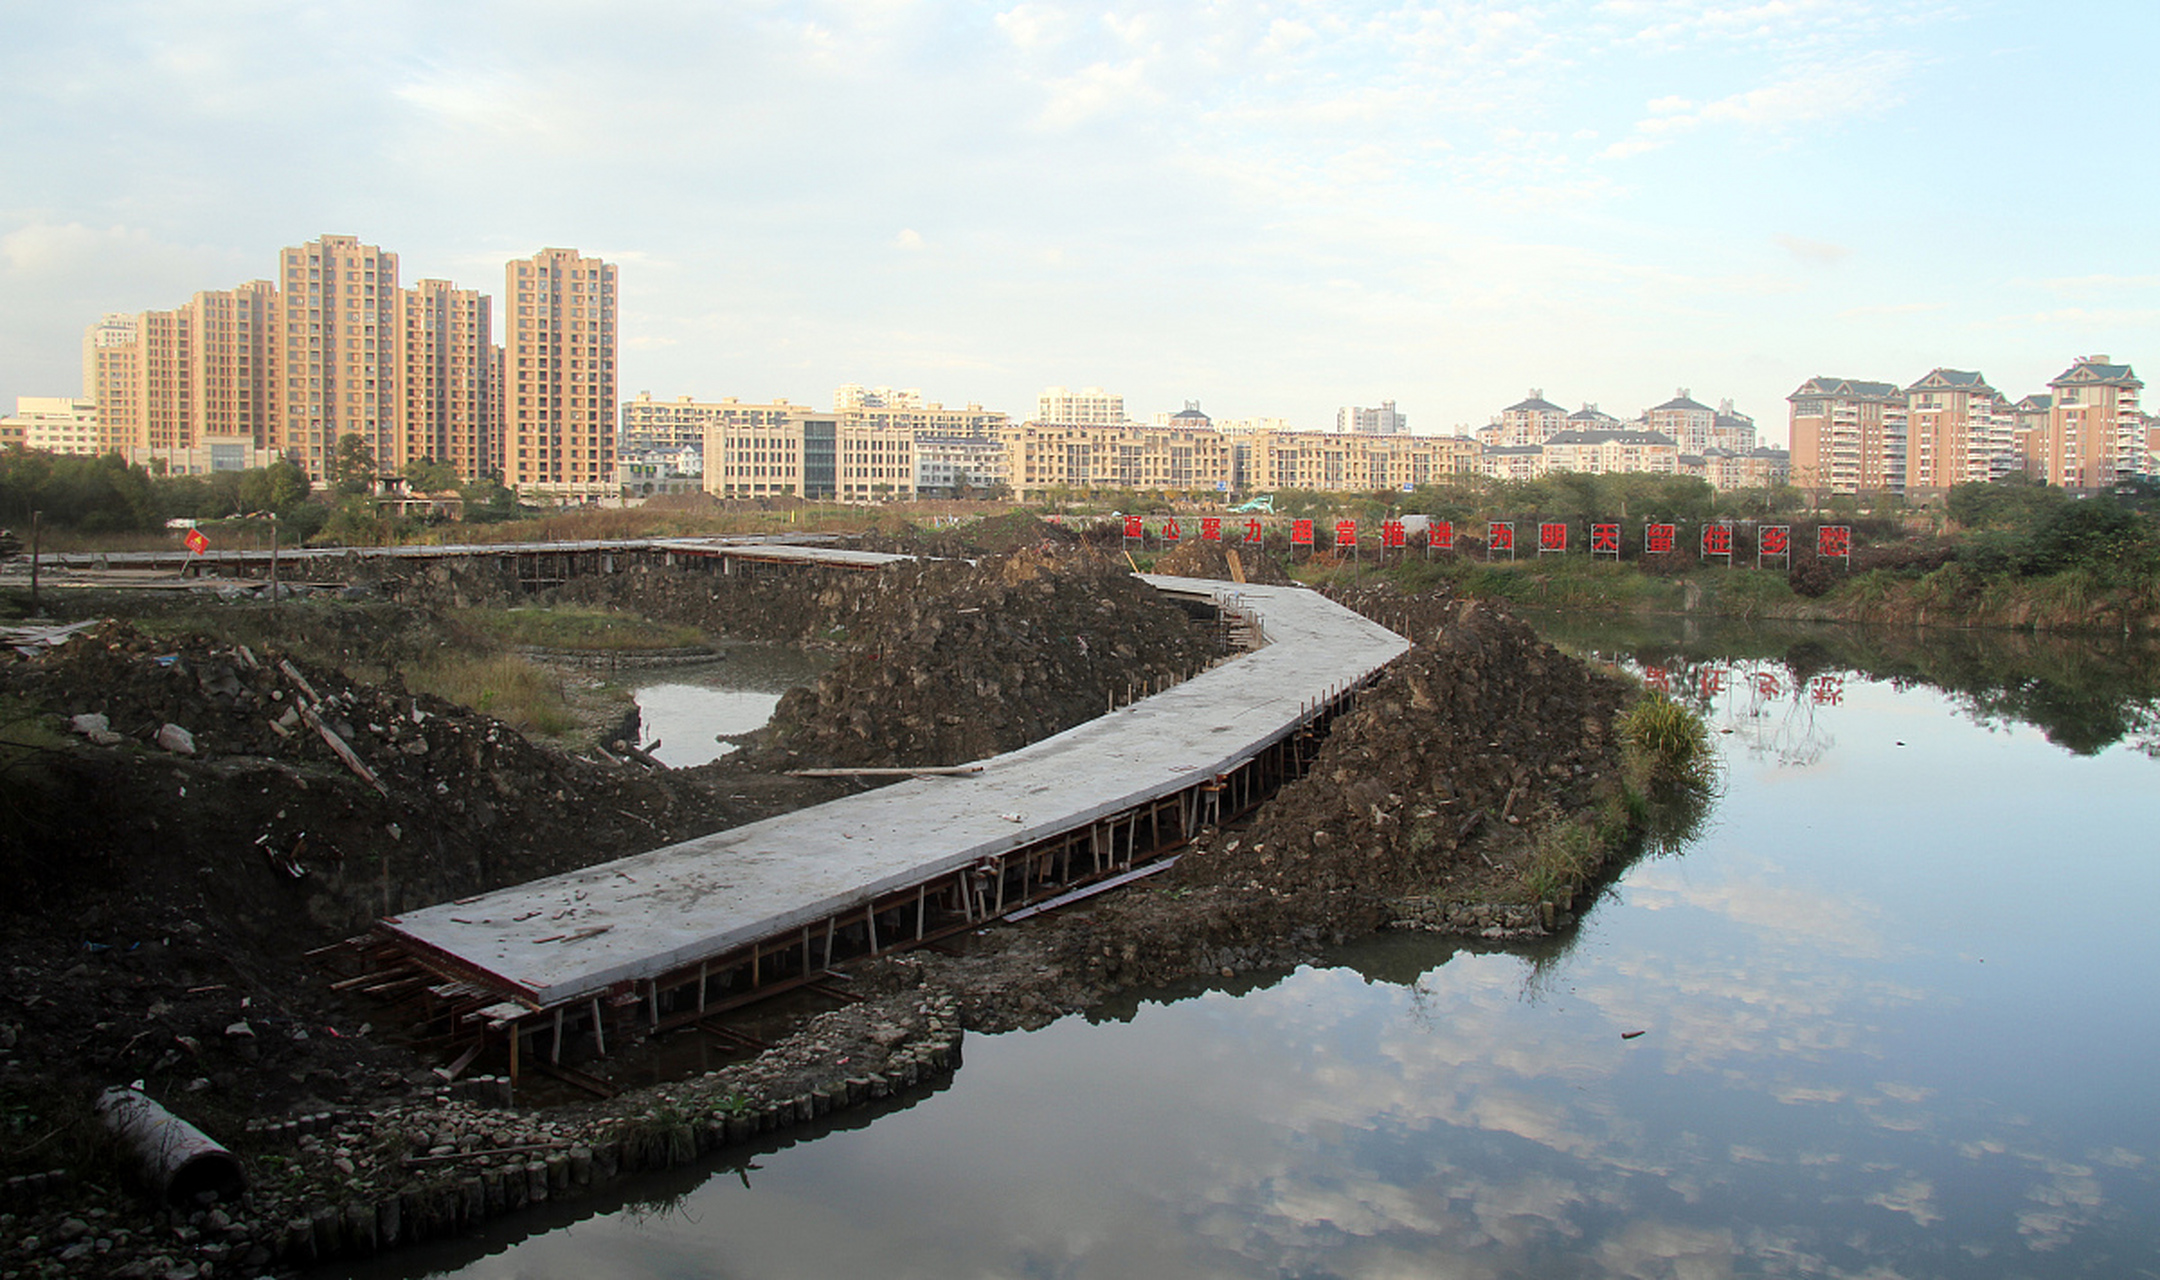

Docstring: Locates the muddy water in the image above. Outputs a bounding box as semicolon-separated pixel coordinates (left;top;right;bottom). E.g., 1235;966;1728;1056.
631;645;831;767
357;619;2160;1279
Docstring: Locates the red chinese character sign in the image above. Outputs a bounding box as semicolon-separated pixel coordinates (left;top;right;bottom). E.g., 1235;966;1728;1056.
1382;519;1406;549
1201;516;1222;542
1292;519;1315;547
1122;515;1142;541
1334;520;1358;560
1818;524;1851;563
1428;520;1453;556
1163;517;1181;543
1538;522;1568;555
1645;523;1677;555
1759;524;1790;568
1243;518;1262;543
1702;522;1733;561
1487;521;1515;560
1590;523;1620;560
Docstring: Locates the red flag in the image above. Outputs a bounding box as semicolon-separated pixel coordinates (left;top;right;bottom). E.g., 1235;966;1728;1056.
184;528;210;555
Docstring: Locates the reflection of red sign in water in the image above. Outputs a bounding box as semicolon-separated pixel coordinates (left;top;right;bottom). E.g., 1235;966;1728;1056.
1164;517;1181;542
184;528;210;555
1760;525;1790;556
1754;672;1783;699
1431;520;1452;550
1591;523;1620;553
1334;520;1357;548
1818;525;1851;559
1644;664;1670;692
1811;674;1843;705
1123;515;1143;539
1700;668;1724;696
1292;519;1314;546
1488;521;1514;552
1201;517;1222;542
1539;522;1568;552
1244;518;1262;542
1382;520;1406;548
1702;523;1733;556
1646;523;1676;554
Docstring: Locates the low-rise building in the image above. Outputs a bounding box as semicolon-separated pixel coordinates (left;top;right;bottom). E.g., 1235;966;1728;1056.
1542;427;1679;476
4;397;103;456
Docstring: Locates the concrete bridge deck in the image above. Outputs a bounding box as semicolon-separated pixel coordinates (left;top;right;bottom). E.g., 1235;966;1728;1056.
367;575;1407;1044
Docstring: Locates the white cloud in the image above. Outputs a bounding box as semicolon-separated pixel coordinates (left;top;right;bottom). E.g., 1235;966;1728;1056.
894;228;926;251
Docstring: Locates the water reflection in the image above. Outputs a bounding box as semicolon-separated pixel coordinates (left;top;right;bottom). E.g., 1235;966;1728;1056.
349;631;2160;1280
631;643;830;768
1528;611;2160;757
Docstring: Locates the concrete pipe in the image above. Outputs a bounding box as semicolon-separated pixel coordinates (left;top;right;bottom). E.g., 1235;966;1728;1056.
97;1087;247;1206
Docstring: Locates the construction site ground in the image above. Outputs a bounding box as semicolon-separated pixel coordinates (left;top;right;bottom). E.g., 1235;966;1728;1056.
0;524;1643;1277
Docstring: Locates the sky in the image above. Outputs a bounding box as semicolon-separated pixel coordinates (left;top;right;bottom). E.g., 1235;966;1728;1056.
4;1;2155;448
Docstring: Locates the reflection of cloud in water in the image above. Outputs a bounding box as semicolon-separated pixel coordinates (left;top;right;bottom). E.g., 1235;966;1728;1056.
2015;1157;2106;1251
1864;1174;1943;1226
1624;862;1893;959
1591;1219;1737;1280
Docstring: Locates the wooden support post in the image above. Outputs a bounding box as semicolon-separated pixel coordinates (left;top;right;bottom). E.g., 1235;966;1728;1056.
697;961;708;1013
751;942;762;989
508;1021;520;1084
823;916;836;968
591;999;606;1057
801;925;812;977
993;856;1007;915
647;981;659;1029
866;902;880;955
551;1008;564;1064
915;884;927;940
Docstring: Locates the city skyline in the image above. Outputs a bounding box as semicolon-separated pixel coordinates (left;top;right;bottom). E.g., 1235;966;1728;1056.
4;2;2155;446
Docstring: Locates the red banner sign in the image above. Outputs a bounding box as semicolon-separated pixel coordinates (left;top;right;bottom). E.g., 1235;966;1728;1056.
1382;519;1406;548
1818;525;1851;559
1163;517;1181;542
1539;522;1568;552
1122;515;1143;539
1201;516;1222;542
1430;520;1453;551
1292;519;1314;546
1703;523;1733;556
1645;523;1676;555
1591;523;1620;554
184;528;210;555
1244;518;1262;543
1334;520;1358;549
1760;525;1790;556
1488;521;1514;552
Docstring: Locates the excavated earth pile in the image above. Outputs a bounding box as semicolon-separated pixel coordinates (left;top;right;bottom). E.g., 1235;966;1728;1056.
883;598;1634;1031
1149;538;1296;584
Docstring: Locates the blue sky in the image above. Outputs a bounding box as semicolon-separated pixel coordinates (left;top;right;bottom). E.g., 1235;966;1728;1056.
4;1;2153;446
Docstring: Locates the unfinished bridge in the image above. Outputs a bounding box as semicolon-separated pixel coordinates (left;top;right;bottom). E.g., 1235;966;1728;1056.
336;566;1409;1086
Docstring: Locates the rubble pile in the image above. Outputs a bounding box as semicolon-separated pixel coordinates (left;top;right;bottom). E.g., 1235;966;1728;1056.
755;548;1225;767
1149;538;1295;584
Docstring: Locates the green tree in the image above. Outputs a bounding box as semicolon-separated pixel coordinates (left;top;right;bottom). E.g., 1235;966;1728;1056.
330;433;377;494
402;457;458;494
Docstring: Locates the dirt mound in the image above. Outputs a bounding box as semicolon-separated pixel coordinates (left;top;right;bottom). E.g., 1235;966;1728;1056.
756;547;1224;767
892;599;1634;1031
1151;538;1294;584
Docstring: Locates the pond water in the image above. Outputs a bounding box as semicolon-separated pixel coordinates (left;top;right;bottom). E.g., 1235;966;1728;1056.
362;618;2160;1279
630;645;831;768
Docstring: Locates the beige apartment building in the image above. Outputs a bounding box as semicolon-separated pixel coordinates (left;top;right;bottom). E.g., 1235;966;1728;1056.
1646;391;1717;455
1542;427;1679;476
1905;368;2012;498
2041;355;2143;490
698;402;917;502
3;397;102;455
1479;391;1568;448
1788;377;1907;496
1000;421;1232;499
506;248;618;502
1035;386;1125;427
398;280;497;483
1236;428;1475;493
275;234;399;476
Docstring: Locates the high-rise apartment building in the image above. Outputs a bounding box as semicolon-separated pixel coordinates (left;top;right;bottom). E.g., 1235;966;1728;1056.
2042;355;2143;490
1337;400;1407;435
1788;377;1907;496
505;248;618;501
1904;368;2012;496
275;235;400;477
1483;391;1567;448
398;280;496;481
1036;386;1124;426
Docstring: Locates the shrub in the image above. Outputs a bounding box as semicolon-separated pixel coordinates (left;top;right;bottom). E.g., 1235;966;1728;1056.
1619;691;1717;790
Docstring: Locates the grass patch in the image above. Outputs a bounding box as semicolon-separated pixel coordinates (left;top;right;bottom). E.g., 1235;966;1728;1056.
402;653;578;737
1522;819;1601;902
1619;691;1718;790
452;607;707;652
